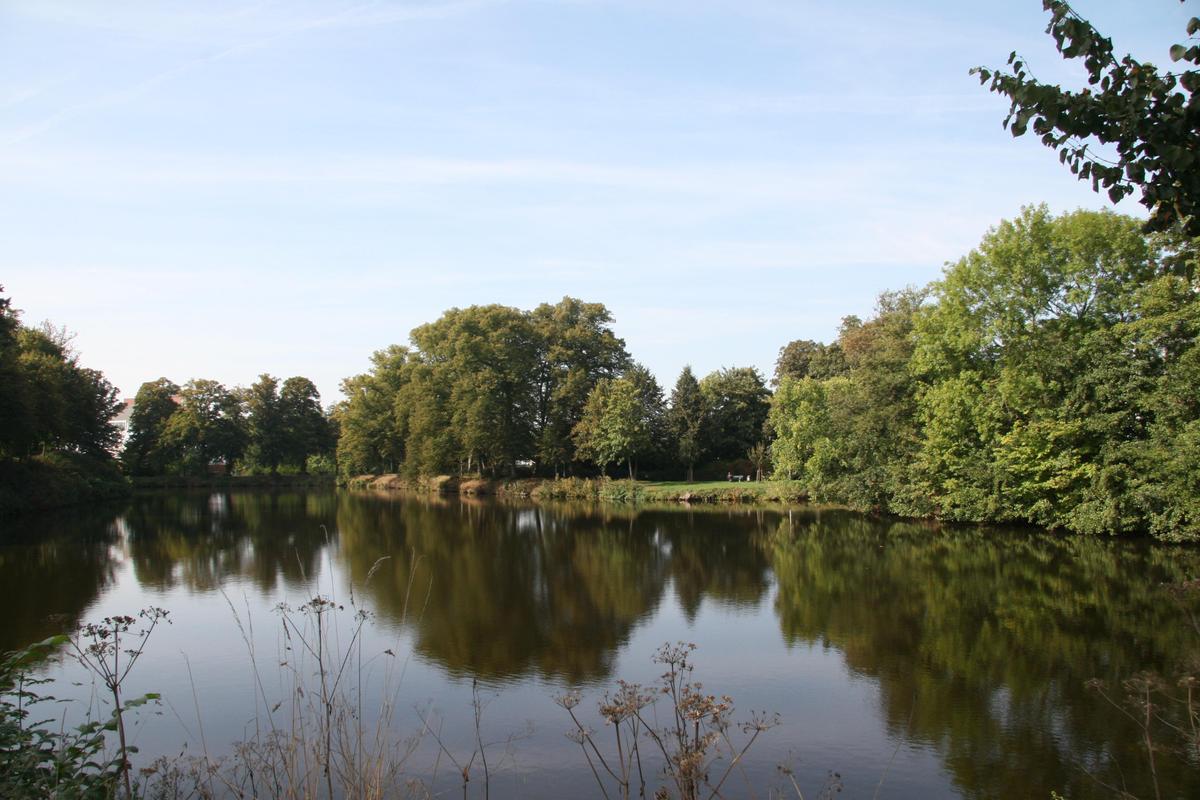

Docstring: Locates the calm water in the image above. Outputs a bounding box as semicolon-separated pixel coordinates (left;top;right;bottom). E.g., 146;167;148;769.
2;490;1198;799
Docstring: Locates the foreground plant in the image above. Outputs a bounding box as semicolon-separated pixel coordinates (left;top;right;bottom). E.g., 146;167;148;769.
557;642;779;800
68;608;170;799
0;608;168;800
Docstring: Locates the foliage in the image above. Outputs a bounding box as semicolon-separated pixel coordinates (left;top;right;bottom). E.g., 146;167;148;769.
0;607;169;800
0;289;122;462
278;376;331;473
573;376;657;478
767;207;1200;539
159;379;247;475
972;0;1200;234
698;367;771;462
0;636;126;799
772;339;847;385
242;374;286;473
667;366;708;482
121;379;180;477
335;346;411;476
242;375;332;475
0;452;130;517
532;297;631;476
906;206;1188;533
767;291;923;511
334;297;633;479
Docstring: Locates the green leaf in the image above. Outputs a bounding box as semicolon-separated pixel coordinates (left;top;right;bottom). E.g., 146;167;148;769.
1170;44;1187;62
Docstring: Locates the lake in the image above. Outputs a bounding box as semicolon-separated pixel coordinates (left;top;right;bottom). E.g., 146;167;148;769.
2;489;1198;799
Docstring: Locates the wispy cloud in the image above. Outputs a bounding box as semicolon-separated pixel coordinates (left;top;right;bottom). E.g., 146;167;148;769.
1;0;520;145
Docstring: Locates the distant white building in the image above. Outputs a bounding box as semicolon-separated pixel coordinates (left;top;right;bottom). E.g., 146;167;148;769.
111;398;136;454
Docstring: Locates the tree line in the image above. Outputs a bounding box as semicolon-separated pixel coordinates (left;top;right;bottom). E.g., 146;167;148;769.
0;290;336;481
5;204;1198;539
333;297;773;481
768;206;1199;541
334;207;1199;541
123;375;335;476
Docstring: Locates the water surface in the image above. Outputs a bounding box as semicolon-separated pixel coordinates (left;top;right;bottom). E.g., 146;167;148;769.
2;490;1197;799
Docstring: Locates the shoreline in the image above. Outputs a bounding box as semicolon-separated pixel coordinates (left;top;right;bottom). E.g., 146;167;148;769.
343;474;809;505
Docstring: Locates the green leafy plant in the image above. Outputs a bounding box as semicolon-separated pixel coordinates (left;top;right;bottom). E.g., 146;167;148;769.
67;609;169;799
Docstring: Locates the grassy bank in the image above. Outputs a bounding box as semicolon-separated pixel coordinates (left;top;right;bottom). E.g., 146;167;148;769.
344;474;807;504
0;453;131;516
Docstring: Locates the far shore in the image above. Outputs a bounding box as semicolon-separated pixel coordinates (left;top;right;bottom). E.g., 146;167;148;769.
345;474;809;505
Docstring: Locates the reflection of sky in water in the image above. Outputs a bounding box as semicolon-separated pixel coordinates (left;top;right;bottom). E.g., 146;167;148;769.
5;490;1200;800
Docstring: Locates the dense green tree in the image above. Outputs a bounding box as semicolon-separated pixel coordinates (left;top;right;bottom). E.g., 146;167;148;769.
973;0;1200;234
122;379;181;476
279;376;329;472
333;298;629;479
772;339;847;385
243;374;286;473
397;364;455;477
0;306;121;461
768;376;834;482
573;377;655;479
530;297;630;476
904;207;1200;539
906;207;1158;527
767;209;1200;539
622;362;668;467
0;289;34;457
698;367;771;462
408;304;540;476
334;346;411;476
160;379;247;474
667;366;708;482
768;289;929;511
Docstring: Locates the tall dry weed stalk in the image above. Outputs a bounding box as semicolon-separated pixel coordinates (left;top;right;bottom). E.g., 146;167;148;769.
557;642;779;800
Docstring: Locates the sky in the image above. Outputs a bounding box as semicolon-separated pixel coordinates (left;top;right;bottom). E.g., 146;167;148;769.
2;0;1194;404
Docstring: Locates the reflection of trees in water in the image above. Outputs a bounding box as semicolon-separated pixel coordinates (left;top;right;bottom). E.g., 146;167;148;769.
18;490;1194;798
0;504;124;651
766;509;1200;800
336;497;776;682
657;508;772;619
123;491;336;593
338;497;664;682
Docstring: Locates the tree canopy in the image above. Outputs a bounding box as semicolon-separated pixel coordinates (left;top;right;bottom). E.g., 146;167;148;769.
767;206;1200;540
0;290;121;461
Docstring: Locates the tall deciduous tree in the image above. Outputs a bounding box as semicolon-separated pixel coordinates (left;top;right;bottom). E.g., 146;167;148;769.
573;378;654;479
698;367;771;462
408;304;540;476
531;297;630;476
161;379;246;474
279;376;329;472
906;206;1188;535
973;0;1200;233
0;303;121;461
244;374;285;474
123;378;181;476
335;346;411;476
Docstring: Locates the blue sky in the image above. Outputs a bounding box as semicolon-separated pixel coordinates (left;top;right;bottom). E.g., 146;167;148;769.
2;0;1193;403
